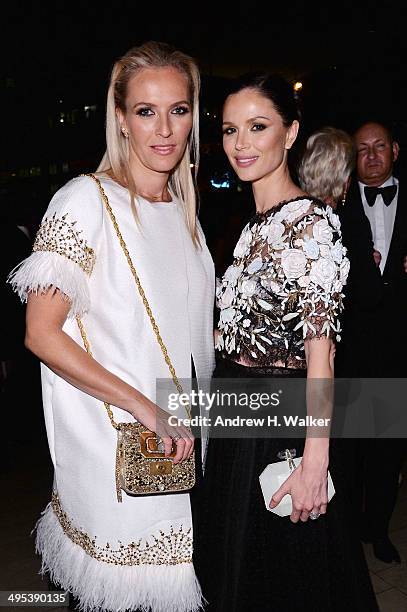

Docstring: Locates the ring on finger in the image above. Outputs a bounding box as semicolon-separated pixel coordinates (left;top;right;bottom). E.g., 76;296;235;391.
309;511;321;520
171;434;181;442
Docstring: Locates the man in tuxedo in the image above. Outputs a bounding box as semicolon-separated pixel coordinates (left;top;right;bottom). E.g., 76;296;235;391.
338;121;407;563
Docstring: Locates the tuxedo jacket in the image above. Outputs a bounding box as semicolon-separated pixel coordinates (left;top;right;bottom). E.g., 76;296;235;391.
337;176;407;376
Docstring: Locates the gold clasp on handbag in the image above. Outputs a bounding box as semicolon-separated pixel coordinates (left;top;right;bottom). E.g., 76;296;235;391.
139;431;177;459
140;432;175;477
149;461;173;476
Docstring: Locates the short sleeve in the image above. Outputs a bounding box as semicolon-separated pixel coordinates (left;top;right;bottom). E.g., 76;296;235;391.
279;204;349;341
7;175;103;318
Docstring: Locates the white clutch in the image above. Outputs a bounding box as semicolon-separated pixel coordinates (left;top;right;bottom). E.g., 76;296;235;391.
259;449;335;517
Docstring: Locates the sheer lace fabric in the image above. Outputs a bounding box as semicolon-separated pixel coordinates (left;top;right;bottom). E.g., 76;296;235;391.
215;197;349;368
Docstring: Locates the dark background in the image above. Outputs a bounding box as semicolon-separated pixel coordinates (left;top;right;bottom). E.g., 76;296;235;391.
1;11;407;603
2;10;407;271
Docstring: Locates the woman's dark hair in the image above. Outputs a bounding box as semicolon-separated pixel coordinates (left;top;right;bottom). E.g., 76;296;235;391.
225;73;300;127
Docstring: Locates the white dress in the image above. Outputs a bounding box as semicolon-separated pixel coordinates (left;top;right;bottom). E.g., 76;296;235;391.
9;175;215;612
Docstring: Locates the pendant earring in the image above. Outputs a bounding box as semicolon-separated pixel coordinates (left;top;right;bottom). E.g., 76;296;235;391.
121;127;129;138
341;190;347;206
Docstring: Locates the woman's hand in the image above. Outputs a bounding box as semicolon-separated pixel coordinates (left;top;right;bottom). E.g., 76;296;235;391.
131;398;194;464
269;455;329;523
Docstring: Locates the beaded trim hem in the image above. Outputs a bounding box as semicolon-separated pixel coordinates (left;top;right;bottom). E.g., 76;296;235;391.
51;493;193;566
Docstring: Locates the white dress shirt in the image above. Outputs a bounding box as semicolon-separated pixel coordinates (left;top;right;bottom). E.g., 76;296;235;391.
359;175;399;273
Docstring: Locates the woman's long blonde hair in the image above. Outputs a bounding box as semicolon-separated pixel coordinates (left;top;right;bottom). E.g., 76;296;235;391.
97;41;201;245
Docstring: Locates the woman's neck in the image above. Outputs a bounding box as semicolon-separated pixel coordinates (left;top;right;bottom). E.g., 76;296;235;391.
252;167;306;214
134;170;171;202
104;165;172;202
130;156;172;202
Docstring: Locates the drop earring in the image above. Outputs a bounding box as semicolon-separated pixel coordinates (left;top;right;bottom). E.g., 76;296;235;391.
121;126;129;138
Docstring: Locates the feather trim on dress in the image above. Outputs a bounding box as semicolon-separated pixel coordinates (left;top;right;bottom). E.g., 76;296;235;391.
7;251;90;318
34;499;204;612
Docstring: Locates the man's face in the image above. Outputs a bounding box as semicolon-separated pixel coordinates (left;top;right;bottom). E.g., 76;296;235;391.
355;123;399;186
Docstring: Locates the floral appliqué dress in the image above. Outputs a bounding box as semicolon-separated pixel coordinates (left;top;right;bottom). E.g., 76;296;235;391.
216;196;349;366
195;197;379;612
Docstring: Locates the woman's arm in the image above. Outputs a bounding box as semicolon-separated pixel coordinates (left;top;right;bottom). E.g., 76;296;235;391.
270;336;333;523
268;203;346;522
26;288;193;462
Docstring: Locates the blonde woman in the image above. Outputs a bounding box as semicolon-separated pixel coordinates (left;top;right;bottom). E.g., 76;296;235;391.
299;127;383;266
298;126;355;208
298;127;356;370
9;42;214;612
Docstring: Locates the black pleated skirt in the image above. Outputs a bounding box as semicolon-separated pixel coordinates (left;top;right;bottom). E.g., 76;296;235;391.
194;358;378;612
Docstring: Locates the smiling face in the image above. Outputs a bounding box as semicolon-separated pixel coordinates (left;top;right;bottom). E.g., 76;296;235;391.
355;122;399;186
222;87;299;183
117;66;193;176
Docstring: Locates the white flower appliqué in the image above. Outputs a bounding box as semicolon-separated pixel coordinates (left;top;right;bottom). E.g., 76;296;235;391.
281;249;307;279
331;240;344;264
240;278;257;297
224;263;244;284
313;218;334;245
327;207;341;231
339;258;350;284
302;235;320;260
220;307;237;324
233;227;252;259
298;275;311;288
276;199;311;224
309;258;338;291
220;286;236;308
261;277;281;293
259;221;285;247
247;257;263;274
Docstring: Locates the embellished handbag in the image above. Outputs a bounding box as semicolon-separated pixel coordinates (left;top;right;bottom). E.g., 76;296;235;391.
76;173;195;502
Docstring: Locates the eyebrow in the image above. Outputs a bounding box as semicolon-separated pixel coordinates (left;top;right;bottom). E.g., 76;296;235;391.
358;139;387;146
222;115;271;125
133;100;191;109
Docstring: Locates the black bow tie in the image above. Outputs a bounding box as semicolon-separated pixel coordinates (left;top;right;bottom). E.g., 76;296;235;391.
364;184;397;207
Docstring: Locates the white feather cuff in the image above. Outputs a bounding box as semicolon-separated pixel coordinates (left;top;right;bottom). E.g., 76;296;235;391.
8;251;91;318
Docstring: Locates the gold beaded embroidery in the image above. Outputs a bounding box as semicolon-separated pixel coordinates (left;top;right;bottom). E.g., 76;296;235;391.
51;493;193;566
33;213;96;275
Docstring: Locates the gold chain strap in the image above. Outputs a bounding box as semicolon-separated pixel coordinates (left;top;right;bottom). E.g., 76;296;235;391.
76;173;192;428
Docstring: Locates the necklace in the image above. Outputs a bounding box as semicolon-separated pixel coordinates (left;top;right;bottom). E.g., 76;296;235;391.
137;191;172;203
101;172;172;203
